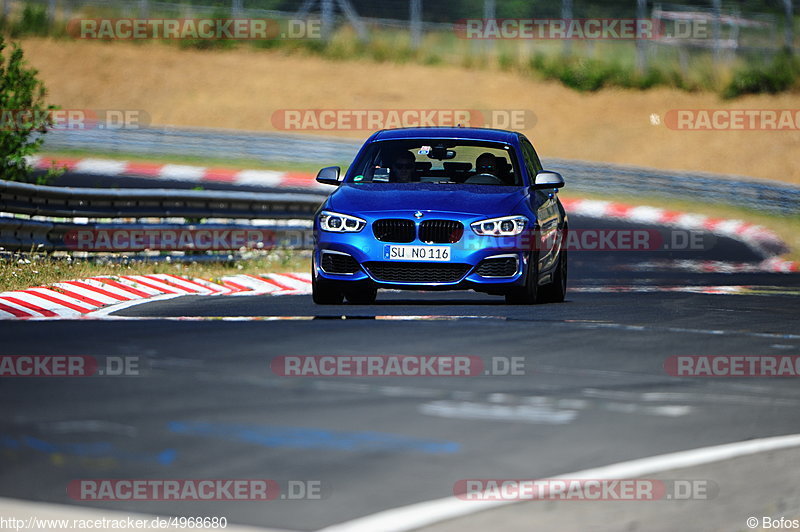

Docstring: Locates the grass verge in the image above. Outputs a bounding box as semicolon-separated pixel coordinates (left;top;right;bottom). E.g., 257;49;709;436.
0;251;311;293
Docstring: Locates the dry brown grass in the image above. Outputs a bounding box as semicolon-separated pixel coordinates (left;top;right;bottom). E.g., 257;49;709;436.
18;37;800;184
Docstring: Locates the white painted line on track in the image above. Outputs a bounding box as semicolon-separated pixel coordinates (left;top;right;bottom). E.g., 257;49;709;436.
319;433;800;532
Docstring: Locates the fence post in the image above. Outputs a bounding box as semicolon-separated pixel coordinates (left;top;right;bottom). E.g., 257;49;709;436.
321;0;333;41
784;0;794;52
410;0;422;49
711;0;722;65
562;0;573;55
636;0;647;72
140;0;149;18
483;0;495;54
232;0;243;17
296;0;316;18
336;0;367;41
47;0;56;23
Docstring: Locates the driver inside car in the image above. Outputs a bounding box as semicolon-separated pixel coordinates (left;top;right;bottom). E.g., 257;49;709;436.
390;151;417;183
475;152;498;178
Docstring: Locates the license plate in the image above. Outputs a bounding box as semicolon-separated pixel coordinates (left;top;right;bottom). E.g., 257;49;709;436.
384;245;450;262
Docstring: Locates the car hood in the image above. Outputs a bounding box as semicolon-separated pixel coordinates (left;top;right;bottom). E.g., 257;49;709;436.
328;183;526;216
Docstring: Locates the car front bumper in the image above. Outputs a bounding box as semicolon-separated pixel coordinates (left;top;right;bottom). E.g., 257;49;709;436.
314;229;531;291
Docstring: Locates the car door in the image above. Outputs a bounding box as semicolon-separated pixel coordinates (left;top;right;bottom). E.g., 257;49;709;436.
520;136;560;273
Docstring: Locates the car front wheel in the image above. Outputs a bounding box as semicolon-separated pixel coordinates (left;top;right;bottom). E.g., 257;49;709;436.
539;248;567;303
505;256;539;305
312;270;344;305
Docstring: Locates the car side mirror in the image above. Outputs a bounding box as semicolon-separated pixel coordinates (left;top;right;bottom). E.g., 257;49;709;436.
532;170;565;190
316;166;341;186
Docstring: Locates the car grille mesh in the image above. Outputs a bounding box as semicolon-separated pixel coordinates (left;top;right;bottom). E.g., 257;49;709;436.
364;262;471;283
476;257;518;277
372;219;416;243
419;220;464;244
321;253;360;274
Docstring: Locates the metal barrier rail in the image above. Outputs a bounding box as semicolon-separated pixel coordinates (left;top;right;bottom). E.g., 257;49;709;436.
41;127;800;215
0;218;314;252
0;179;323;219
0;179;320;251
41;127;362;164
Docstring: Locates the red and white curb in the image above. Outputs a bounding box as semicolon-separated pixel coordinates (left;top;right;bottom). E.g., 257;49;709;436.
559;197;797;271
28;155;324;190
0;273;312;319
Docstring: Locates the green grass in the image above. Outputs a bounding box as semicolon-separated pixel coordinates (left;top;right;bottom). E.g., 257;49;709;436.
0;251;311;293
722;50;800;99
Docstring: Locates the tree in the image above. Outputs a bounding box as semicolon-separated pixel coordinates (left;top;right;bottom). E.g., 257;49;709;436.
0;35;59;182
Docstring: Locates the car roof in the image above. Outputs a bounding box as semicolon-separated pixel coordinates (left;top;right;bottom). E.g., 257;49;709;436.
371;127;519;144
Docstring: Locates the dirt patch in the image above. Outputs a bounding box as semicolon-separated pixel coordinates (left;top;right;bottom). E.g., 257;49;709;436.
19;38;800;184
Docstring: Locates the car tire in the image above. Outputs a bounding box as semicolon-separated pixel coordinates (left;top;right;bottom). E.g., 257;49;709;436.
505;255;539;305
345;284;378;305
312;272;344;305
539;248;568;303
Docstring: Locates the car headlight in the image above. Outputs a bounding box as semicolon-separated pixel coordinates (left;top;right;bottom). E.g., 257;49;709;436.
319;211;366;233
471;215;528;236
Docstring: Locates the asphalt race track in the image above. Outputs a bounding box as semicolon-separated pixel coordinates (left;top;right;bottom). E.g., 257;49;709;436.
1;214;799;531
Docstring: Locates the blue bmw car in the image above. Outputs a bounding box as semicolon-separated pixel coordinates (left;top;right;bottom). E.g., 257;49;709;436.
311;127;568;305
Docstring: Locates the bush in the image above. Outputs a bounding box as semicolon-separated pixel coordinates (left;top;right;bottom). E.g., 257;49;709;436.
11;4;49;37
0;36;60;182
722;51;800;99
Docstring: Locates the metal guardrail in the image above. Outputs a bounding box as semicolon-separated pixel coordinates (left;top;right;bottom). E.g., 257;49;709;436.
0;180;320;251
42;127;800;215
1;179;322;218
41;127;361;164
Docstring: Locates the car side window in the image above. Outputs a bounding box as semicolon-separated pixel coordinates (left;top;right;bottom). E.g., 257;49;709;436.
520;137;550;204
520;137;543;176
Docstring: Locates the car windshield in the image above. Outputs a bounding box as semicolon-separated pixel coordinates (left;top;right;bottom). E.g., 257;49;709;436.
347;139;521;186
